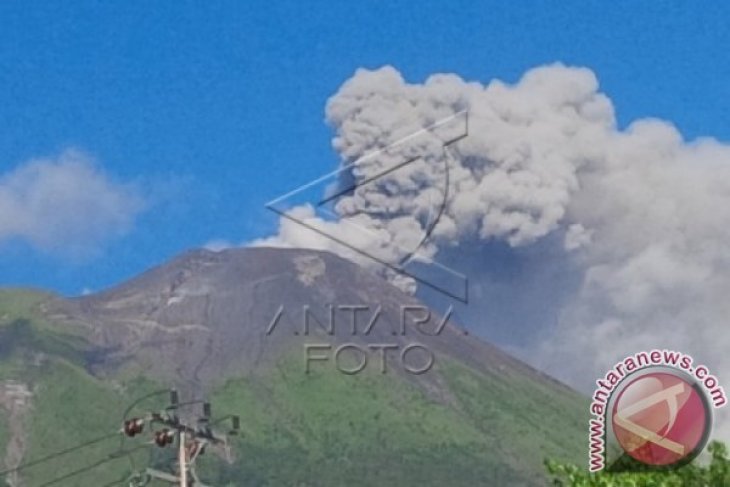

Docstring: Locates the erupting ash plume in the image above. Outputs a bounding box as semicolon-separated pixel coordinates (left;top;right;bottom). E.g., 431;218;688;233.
254;63;730;436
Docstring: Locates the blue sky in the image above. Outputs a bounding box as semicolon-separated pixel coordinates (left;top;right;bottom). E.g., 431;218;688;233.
1;1;730;295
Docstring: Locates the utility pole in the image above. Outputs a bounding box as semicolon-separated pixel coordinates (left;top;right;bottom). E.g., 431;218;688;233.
178;430;188;487
122;390;240;487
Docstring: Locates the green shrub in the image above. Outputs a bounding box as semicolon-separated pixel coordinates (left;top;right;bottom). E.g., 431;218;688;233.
546;441;730;487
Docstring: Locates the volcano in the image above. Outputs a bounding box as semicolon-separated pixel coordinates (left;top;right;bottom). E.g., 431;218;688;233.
0;247;586;486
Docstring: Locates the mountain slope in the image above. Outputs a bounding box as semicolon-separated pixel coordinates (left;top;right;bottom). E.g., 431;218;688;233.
0;248;587;486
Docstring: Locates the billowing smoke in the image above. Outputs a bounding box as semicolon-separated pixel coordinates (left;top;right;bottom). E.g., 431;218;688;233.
255;63;730;435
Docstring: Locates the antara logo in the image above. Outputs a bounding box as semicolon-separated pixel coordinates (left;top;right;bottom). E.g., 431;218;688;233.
588;350;727;472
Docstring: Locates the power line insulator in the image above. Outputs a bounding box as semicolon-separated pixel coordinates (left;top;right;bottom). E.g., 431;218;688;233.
154;429;175;448
123;418;145;437
231;415;241;435
170;390;179;407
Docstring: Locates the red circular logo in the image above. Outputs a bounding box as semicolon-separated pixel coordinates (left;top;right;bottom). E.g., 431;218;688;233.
611;370;711;466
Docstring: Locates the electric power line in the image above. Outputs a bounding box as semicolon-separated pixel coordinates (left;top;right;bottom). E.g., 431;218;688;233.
0;389;239;486
0;391;166;483
0;431;120;477
37;444;150;487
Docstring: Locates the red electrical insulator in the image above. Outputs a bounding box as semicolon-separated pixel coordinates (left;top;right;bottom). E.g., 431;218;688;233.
154;429;175;448
123;418;145;437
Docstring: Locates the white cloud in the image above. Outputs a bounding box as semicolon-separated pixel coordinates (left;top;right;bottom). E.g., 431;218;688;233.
250;204;402;265
0;149;144;255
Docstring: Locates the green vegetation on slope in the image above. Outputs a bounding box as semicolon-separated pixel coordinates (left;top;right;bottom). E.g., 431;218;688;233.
14;361;164;486
200;357;587;486
443;361;587;475
0;289;52;322
0;290;167;486
0;289;588;486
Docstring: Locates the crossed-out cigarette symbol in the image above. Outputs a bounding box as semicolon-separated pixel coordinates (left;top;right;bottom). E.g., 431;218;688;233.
614;382;686;455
